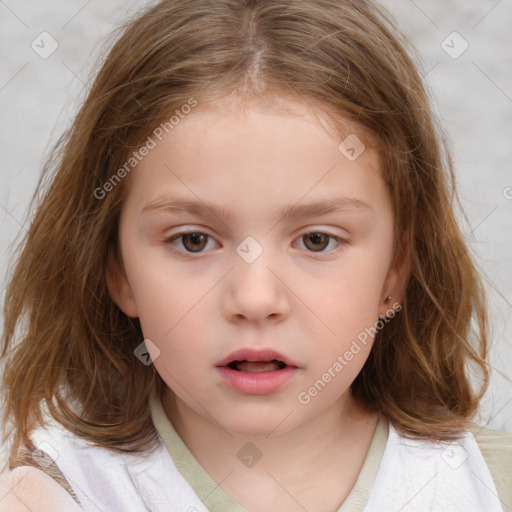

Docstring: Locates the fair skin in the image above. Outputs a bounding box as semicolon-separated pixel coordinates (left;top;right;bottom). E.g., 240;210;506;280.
0;467;81;512
108;94;408;512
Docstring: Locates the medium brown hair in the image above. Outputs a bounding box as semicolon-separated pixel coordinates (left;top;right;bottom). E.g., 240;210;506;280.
1;0;490;470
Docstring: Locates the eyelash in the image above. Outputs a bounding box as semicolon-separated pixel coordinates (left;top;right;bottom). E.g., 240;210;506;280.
162;229;346;257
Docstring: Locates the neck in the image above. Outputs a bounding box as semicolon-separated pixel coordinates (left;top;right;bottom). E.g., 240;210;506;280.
162;388;379;480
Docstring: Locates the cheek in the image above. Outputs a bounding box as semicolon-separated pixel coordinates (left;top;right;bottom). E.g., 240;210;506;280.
120;236;187;333
313;258;386;334
147;302;216;400
140;301;207;386
136;280;199;345
297;249;390;380
129;266;212;371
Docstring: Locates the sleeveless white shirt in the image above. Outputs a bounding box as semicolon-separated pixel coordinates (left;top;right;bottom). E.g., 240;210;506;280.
28;401;504;512
363;421;504;511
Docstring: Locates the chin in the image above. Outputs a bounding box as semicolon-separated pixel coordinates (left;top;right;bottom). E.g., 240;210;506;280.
219;407;298;438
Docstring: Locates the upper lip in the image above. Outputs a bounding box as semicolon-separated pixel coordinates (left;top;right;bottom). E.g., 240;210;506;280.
215;348;298;368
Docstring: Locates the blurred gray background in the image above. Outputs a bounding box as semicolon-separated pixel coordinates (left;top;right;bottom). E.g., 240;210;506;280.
1;0;511;467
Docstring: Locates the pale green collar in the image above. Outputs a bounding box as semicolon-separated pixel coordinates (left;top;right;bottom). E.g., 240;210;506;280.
150;393;388;512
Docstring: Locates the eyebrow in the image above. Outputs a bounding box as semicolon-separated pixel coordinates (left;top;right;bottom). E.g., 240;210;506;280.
141;195;373;221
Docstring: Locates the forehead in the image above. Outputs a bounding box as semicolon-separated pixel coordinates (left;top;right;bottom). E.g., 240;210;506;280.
121;95;389;222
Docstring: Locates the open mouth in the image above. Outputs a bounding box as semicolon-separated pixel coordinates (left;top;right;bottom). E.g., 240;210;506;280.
217;351;297;393
227;359;287;373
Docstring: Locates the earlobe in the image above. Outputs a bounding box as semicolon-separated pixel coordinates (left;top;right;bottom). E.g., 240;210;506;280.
380;231;411;314
106;248;139;318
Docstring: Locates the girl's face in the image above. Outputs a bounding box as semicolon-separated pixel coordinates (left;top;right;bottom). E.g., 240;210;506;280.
109;95;406;436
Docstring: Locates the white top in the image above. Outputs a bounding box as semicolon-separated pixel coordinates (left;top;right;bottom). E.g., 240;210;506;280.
27;396;504;512
364;421;504;511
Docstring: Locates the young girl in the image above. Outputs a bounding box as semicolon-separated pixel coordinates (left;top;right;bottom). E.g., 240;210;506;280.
1;0;511;511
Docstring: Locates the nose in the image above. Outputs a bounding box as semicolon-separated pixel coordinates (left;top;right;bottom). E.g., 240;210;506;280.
223;245;291;325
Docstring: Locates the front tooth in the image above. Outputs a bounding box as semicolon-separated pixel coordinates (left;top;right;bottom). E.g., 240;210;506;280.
236;361;281;373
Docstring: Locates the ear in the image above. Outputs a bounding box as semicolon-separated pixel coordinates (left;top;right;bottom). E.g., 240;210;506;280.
379;230;411;316
106;246;139;318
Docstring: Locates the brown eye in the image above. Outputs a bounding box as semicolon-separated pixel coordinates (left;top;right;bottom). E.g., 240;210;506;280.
164;230;219;256
303;233;330;252
296;232;343;254
182;233;208;252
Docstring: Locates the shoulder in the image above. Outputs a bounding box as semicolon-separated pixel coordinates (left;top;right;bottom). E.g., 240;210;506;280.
0;466;82;512
471;422;512;470
470;423;512;511
471;421;512;446
367;420;510;511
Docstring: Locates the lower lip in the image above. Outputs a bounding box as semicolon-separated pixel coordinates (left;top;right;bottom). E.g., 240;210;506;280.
216;366;297;395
